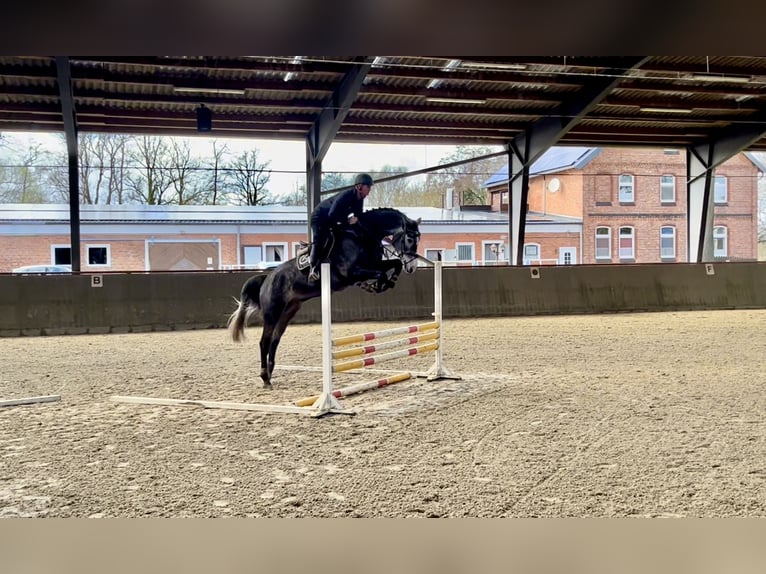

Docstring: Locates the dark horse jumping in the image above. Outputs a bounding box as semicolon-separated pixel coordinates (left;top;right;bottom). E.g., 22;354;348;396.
227;208;422;388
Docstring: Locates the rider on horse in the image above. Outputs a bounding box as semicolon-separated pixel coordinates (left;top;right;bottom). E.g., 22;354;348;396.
308;173;374;282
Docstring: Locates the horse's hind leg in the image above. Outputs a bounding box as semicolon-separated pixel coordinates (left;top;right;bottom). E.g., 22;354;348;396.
265;300;303;386
259;323;276;388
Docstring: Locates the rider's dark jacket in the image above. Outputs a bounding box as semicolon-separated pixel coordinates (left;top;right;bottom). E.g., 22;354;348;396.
312;187;364;228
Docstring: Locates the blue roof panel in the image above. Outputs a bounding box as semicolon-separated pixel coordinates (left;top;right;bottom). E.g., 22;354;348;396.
483;146;600;188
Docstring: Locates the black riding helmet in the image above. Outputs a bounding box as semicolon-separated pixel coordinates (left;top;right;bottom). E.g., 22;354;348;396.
354;173;373;187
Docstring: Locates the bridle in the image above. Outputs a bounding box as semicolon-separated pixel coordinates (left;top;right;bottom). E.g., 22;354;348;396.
385;222;421;268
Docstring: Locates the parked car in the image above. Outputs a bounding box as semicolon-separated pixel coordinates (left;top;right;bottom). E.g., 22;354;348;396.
11;264;72;274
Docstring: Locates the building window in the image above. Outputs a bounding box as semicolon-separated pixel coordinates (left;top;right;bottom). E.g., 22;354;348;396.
423;248;445;266
595;227;611;260
51;245;72;265
713;226;728;258
523;243;540;265
660;226;676;259
483;241;506;264
619;174;634;203
660;175;675;203
619;227;635;259
86;245;111;267
714;176;728;203
263;242;288;263
456;243;474;263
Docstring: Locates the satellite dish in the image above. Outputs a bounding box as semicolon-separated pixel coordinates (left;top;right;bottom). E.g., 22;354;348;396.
547;177;561;192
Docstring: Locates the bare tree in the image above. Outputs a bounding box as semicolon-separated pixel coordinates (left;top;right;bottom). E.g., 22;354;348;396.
366;165;414;207
427;145;505;207
278;179;308;206
165;139;205;205
126;136;175;205
103;134;130;204
227;148;273;205
202;140;230;205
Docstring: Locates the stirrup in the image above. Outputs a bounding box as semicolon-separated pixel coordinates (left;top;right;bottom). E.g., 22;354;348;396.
308;267;320;281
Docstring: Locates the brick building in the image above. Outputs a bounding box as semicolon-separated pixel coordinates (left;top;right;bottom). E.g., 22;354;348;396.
0;204;581;272
484;147;764;264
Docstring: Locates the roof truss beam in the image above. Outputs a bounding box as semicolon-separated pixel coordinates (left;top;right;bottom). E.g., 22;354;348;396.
306;58;372;166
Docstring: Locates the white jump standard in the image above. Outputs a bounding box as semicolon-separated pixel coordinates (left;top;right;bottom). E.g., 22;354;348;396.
305;259;459;416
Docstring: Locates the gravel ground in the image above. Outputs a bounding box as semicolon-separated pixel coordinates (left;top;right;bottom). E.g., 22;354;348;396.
1;309;765;517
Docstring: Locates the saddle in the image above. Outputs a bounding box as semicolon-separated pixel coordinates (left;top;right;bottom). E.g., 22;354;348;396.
294;225;371;273
295;242;311;271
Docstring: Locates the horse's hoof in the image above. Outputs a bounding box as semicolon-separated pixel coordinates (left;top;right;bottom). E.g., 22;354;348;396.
262;382;272;389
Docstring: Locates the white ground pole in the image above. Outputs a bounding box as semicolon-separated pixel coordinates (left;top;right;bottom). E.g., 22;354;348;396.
0;395;61;408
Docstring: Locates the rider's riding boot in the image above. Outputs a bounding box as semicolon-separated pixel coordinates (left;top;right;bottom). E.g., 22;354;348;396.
308;244;320;282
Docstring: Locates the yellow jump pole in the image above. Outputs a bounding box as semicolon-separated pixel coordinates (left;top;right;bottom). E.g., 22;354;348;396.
295;372;411;407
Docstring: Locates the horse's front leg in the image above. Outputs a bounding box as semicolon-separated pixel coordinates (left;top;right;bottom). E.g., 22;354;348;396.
374;260;403;292
351;260;402;293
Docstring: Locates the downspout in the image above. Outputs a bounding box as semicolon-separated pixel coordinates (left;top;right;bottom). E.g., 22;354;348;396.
236;224;242;267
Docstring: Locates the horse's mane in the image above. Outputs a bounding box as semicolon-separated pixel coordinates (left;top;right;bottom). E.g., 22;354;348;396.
359;207;416;225
360;207;403;218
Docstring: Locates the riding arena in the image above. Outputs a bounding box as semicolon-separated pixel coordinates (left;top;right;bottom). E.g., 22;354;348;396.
2;257;765;516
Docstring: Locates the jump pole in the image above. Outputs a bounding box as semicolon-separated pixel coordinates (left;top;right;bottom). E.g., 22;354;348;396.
0;395;61;408
294;371;412;407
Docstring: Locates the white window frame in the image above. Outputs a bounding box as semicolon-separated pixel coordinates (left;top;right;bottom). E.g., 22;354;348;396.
619;174;635;203
595;227;611;260
618;226;635;260
660;175;675;203
522;243;540;265
482;240;506;265
713;226;728;258
455;242;475;263
424;248;445;263
660;226;676;259
714;175;728;204
85;244;111;268
50;244;72;266
262;242;288;263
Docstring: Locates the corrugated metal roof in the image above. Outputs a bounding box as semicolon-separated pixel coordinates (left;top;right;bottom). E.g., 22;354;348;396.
2;56;766;148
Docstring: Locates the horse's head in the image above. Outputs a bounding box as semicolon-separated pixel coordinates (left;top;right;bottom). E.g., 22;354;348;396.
359;208;422;273
392;215;421;274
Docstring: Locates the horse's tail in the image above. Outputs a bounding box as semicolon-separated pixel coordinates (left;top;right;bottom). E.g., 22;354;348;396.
227;274;267;342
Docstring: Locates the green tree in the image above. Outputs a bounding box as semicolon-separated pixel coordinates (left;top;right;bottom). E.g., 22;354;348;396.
0;142;47;203
321;171;351;192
